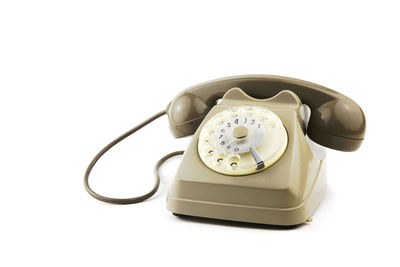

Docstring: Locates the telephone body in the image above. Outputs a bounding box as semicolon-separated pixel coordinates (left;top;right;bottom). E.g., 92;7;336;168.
168;87;328;225
85;75;365;226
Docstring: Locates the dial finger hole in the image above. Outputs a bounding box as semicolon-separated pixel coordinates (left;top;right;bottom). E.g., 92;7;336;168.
215;153;226;164
228;156;240;169
216;119;225;125
204;148;215;157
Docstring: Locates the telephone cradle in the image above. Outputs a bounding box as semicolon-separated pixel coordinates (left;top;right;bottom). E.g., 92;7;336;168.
85;75;365;226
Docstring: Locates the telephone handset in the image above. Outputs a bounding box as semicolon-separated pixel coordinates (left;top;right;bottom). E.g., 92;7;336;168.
167;75;365;151
84;75;365;226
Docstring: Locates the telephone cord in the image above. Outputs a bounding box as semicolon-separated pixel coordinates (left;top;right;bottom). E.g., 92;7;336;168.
84;110;184;204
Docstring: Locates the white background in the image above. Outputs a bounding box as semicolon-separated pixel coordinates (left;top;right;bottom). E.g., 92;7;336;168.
1;1;399;266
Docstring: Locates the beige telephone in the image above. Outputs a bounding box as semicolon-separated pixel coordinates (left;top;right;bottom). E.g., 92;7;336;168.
84;75;366;226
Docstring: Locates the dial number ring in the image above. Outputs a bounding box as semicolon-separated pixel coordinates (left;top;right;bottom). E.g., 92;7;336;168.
198;106;288;176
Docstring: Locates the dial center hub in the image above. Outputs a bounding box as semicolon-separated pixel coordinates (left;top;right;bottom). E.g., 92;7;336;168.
233;126;249;139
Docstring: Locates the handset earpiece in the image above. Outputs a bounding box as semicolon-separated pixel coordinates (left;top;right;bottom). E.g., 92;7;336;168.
167;75;366;152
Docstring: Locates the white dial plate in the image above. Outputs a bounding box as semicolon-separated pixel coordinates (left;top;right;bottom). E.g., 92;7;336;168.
198;106;288;175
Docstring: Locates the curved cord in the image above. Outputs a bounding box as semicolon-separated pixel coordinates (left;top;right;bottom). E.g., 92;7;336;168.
84;110;184;204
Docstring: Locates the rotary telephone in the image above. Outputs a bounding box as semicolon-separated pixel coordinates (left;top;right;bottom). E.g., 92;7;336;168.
84;75;366;226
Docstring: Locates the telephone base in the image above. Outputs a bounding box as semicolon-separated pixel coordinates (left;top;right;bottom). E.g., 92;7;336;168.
167;163;325;226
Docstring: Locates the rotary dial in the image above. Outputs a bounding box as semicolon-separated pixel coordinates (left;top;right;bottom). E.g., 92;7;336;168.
198;106;288;175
